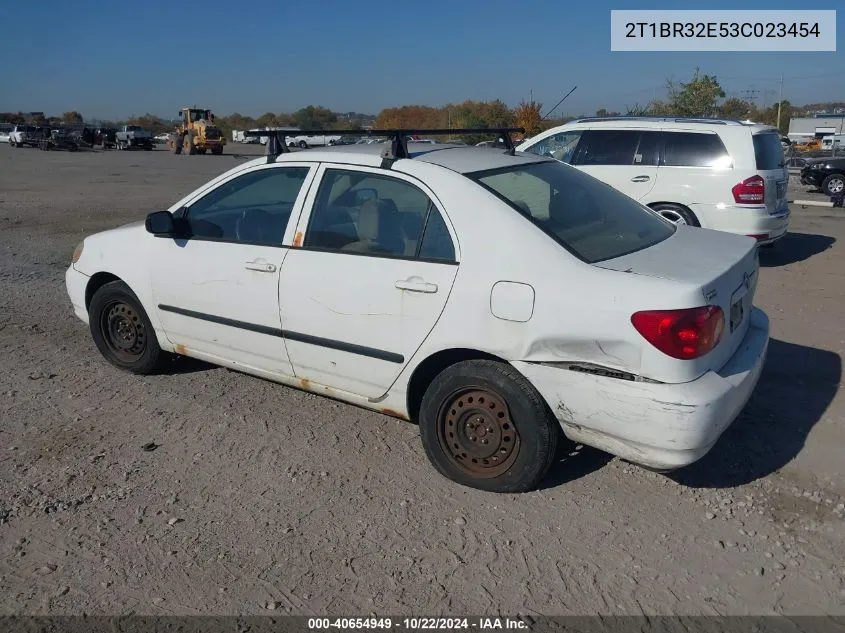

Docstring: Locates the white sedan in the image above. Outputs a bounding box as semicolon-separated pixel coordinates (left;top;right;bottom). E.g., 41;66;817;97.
65;139;769;492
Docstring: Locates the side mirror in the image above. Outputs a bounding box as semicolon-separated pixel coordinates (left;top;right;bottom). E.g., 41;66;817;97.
145;210;176;236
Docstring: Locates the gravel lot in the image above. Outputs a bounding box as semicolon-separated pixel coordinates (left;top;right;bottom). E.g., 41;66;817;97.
1;143;843;616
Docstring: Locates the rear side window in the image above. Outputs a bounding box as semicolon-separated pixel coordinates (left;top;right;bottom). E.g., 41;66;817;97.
753;133;786;170
574;130;641;166
470;161;674;264
662;132;731;168
304;168;456;261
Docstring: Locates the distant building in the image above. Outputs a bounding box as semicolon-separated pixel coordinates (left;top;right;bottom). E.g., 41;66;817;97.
788;114;845;141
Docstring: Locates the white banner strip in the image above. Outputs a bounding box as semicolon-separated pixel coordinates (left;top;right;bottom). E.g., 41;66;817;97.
610;10;837;51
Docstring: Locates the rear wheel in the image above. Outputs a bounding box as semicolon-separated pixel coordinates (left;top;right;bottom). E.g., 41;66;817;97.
183;134;195;155
419;360;560;493
822;173;845;196
88;281;166;374
298;140;308;149
212;146;223;155
650;203;700;227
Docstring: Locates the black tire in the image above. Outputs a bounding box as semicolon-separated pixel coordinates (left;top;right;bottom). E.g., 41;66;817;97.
418;359;560;493
650;203;700;227
298;140;307;149
822;173;845;196
88;280;166;375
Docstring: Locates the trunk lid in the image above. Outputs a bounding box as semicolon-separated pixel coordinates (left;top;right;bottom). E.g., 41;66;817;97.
596;225;759;376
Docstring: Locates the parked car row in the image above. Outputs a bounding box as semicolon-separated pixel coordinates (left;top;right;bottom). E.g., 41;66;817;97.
66;122;773;493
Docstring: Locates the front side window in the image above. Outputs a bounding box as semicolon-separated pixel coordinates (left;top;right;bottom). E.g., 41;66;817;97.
573;130;641;166
184;167;310;246
304;169;456;261
470;161;674;264
523;130;583;164
662;132;731;168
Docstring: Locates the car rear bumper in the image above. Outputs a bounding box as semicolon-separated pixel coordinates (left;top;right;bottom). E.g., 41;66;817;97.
514;307;770;470
66;265;90;325
691;203;789;243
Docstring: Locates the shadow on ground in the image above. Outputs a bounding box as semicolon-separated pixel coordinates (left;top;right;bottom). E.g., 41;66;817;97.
671;338;841;489
539;441;614;490
758;232;835;267
157;355;216;375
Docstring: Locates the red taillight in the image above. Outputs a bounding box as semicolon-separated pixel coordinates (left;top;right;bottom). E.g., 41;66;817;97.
631;306;725;360
732;175;765;204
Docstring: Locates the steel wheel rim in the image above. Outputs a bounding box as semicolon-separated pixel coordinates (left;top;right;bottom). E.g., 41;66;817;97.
101;300;146;361
436;388;520;478
829;178;844;194
659;209;687;225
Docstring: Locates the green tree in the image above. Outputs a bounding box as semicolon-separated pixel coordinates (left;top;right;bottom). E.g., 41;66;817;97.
595;108;621;117
0;112;25;124
62;111;84;124
292;105;337;130
717;98;756;120
666;68;725;117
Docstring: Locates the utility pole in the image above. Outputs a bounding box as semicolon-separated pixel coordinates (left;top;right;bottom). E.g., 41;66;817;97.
776;74;784;132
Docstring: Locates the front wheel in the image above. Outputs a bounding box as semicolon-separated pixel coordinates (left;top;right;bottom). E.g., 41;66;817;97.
88;281;166;374
418;360;560;493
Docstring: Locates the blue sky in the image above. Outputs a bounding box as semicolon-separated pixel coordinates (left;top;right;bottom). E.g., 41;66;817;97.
0;0;841;120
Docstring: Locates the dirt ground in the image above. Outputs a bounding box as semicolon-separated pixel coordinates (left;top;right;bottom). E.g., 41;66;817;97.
1;143;843;616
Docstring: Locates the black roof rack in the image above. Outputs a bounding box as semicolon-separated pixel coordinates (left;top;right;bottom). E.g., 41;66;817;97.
245;127;526;166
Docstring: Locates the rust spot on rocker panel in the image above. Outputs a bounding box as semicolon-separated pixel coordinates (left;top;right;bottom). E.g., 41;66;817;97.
174;344;187;355
299;378;311;390
381;407;409;420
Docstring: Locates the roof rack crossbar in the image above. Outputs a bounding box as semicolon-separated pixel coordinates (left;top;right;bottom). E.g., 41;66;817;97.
245;127;525;164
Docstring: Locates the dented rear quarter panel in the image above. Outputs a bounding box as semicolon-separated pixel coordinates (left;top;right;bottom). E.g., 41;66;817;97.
392;160;719;389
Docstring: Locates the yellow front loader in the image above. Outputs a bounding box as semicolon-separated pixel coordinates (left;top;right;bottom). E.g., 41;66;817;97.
167;106;226;155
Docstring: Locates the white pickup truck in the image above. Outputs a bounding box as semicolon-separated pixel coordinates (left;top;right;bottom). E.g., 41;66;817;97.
115;125;153;150
286;133;342;149
9;125;43;148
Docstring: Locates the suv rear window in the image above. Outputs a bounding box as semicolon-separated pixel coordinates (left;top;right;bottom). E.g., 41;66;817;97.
469;161;674;264
663;132;731;168
752;133;786;170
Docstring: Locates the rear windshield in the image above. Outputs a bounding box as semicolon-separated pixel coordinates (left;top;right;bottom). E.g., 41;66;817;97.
753;133;785;170
469;161;674;263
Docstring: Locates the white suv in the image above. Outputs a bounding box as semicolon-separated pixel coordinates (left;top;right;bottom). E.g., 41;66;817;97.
517;117;790;245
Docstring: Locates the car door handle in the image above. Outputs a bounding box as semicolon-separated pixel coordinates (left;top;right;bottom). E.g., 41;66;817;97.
631;175;651;182
395;277;438;293
244;261;277;273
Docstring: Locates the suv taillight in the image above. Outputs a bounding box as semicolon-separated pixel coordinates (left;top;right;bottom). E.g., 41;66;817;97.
732;175;765;204
631;306;724;360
